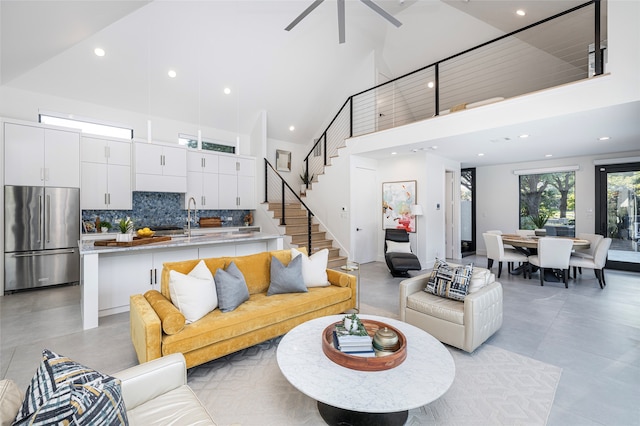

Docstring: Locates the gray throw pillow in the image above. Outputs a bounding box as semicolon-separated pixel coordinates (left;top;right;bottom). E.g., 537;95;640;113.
267;255;307;296
214;262;250;312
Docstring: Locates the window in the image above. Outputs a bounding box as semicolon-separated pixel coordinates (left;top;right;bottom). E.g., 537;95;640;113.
519;171;575;236
178;134;235;153
39;112;132;139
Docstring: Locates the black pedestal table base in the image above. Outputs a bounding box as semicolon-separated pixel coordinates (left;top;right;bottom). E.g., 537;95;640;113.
318;401;408;426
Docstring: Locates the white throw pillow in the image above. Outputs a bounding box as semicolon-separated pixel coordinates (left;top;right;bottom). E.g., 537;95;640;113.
169;260;217;323
386;240;412;253
291;248;330;287
468;268;490;293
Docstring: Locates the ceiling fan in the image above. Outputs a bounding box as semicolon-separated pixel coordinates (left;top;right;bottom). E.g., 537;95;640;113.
285;0;403;44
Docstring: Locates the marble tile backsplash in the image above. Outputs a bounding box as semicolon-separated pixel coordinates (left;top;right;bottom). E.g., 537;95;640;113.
82;192;251;231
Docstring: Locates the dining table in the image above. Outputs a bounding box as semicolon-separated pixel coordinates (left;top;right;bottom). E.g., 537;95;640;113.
501;234;590;280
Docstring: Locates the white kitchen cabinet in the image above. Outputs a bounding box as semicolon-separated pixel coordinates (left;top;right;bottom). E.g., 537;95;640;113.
4;122;80;187
81;136;132;209
217;155;256;209
134;142;187;193
97;247;198;316
185;151;219;208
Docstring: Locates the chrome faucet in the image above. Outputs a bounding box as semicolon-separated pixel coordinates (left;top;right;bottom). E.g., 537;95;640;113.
187;197;197;237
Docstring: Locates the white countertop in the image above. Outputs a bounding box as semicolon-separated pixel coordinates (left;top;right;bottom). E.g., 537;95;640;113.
78;230;282;255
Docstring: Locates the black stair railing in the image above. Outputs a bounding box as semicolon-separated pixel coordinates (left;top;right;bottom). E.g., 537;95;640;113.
301;0;603;183
264;159;314;254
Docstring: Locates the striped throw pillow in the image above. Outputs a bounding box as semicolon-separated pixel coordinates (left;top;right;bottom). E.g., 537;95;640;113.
425;259;473;301
13;349;128;425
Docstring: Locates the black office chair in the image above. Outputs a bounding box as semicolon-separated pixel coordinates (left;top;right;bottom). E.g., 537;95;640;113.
384;229;422;277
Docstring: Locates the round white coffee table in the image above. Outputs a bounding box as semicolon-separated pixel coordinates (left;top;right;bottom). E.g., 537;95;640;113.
276;315;455;425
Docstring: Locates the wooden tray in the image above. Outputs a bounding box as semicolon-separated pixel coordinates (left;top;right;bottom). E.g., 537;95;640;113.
321;319;407;371
93;235;171;247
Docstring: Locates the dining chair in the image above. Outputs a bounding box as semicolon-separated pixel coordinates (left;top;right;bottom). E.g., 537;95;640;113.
570;233;604;277
528;237;574;287
483;233;528;278
569;237;612;289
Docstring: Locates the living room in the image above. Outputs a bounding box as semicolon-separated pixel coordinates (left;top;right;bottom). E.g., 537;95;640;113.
1;1;639;425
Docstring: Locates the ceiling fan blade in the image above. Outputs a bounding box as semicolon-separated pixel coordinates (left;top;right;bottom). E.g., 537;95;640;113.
360;0;403;28
285;0;325;31
337;0;345;44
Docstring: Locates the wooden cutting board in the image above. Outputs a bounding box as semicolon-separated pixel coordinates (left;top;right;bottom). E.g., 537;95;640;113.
93;235;172;247
200;217;222;227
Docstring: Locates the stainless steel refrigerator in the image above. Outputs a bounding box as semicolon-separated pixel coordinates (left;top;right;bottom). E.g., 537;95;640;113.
4;185;80;292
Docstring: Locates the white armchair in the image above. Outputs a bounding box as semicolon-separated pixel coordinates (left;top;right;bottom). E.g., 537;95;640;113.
400;265;503;353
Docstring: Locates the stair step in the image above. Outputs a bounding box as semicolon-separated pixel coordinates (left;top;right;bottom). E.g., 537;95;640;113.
286;224;320;234
290;232;327;244
328;256;349;269
271;210;309;219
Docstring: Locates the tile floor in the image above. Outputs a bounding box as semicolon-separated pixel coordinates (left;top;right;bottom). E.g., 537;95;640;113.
1;255;639;425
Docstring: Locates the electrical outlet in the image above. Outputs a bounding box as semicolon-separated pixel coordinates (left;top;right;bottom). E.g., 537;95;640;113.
227;217;233;221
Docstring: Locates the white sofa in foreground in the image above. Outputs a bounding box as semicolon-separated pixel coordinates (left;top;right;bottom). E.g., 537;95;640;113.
1;353;215;426
400;263;503;353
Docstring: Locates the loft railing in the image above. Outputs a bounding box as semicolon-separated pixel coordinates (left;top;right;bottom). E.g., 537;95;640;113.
264;159;314;254
303;0;604;184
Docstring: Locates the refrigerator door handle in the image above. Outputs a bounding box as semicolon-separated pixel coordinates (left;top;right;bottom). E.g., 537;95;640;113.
11;249;77;257
46;194;51;243
38;195;43;243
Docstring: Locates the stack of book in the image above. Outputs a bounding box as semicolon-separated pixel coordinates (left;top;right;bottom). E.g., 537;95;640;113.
332;331;375;357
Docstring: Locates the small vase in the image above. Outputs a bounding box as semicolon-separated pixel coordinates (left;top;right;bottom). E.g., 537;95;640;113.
101;227;109;233
534;229;547;237
116;233;133;242
343;317;359;333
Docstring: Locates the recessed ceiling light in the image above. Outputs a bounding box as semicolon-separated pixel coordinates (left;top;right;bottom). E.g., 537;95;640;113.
519;134;529;138
94;48;105;57
427;81;434;89
545;154;553;157
289;125;295;132
478;153;485;157
391;152;397;155
223;87;231;95
167;70;177;78
516;9;526;16
598;136;610;141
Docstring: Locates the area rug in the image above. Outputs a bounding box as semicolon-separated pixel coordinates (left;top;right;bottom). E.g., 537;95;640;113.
187;338;562;426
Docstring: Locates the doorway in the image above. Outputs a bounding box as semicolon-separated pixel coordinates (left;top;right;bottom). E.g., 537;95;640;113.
353;166;378;264
595;162;640;272
461;168;476;256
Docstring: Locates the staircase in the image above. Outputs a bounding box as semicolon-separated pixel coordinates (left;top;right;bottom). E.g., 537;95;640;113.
267;201;347;269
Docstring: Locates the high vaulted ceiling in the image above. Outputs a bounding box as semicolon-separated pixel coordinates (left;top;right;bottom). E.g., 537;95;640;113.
1;0;637;167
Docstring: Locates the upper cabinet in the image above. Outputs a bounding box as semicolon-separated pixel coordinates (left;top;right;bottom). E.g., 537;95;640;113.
185;151;219;209
80;136;132;210
133;142;187;193
4;122;80;188
218;155;256;209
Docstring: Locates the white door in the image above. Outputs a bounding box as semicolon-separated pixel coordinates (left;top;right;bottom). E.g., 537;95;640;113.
44;128;80;187
353;166;378;264
81;163;108;209
4;123;45;186
107;164;132;209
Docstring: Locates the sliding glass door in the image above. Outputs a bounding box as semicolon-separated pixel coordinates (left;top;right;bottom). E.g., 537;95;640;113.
596;162;640;272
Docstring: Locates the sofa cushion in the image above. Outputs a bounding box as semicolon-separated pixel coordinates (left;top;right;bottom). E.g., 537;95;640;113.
407;291;465;325
214;261;250;312
426;259;473;301
291;248;330;287
169;260;217;323
0;379;22;425
268;254;307;296
144;290;186;334
126;385;213;425
14;349;127;426
162;285;352;355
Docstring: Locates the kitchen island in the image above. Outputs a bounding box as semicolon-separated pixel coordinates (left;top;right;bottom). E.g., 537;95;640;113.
79;230;283;329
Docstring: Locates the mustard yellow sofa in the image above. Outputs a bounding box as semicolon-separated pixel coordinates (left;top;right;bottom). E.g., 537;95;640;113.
129;249;356;368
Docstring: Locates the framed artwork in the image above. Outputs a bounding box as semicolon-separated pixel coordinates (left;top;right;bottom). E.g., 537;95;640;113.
382;180;417;233
276;150;291;172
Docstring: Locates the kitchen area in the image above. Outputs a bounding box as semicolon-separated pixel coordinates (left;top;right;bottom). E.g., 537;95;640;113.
2;119;282;330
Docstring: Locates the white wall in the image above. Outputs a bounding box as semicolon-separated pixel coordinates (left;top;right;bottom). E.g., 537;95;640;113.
475;150;640;255
0;86;251;150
